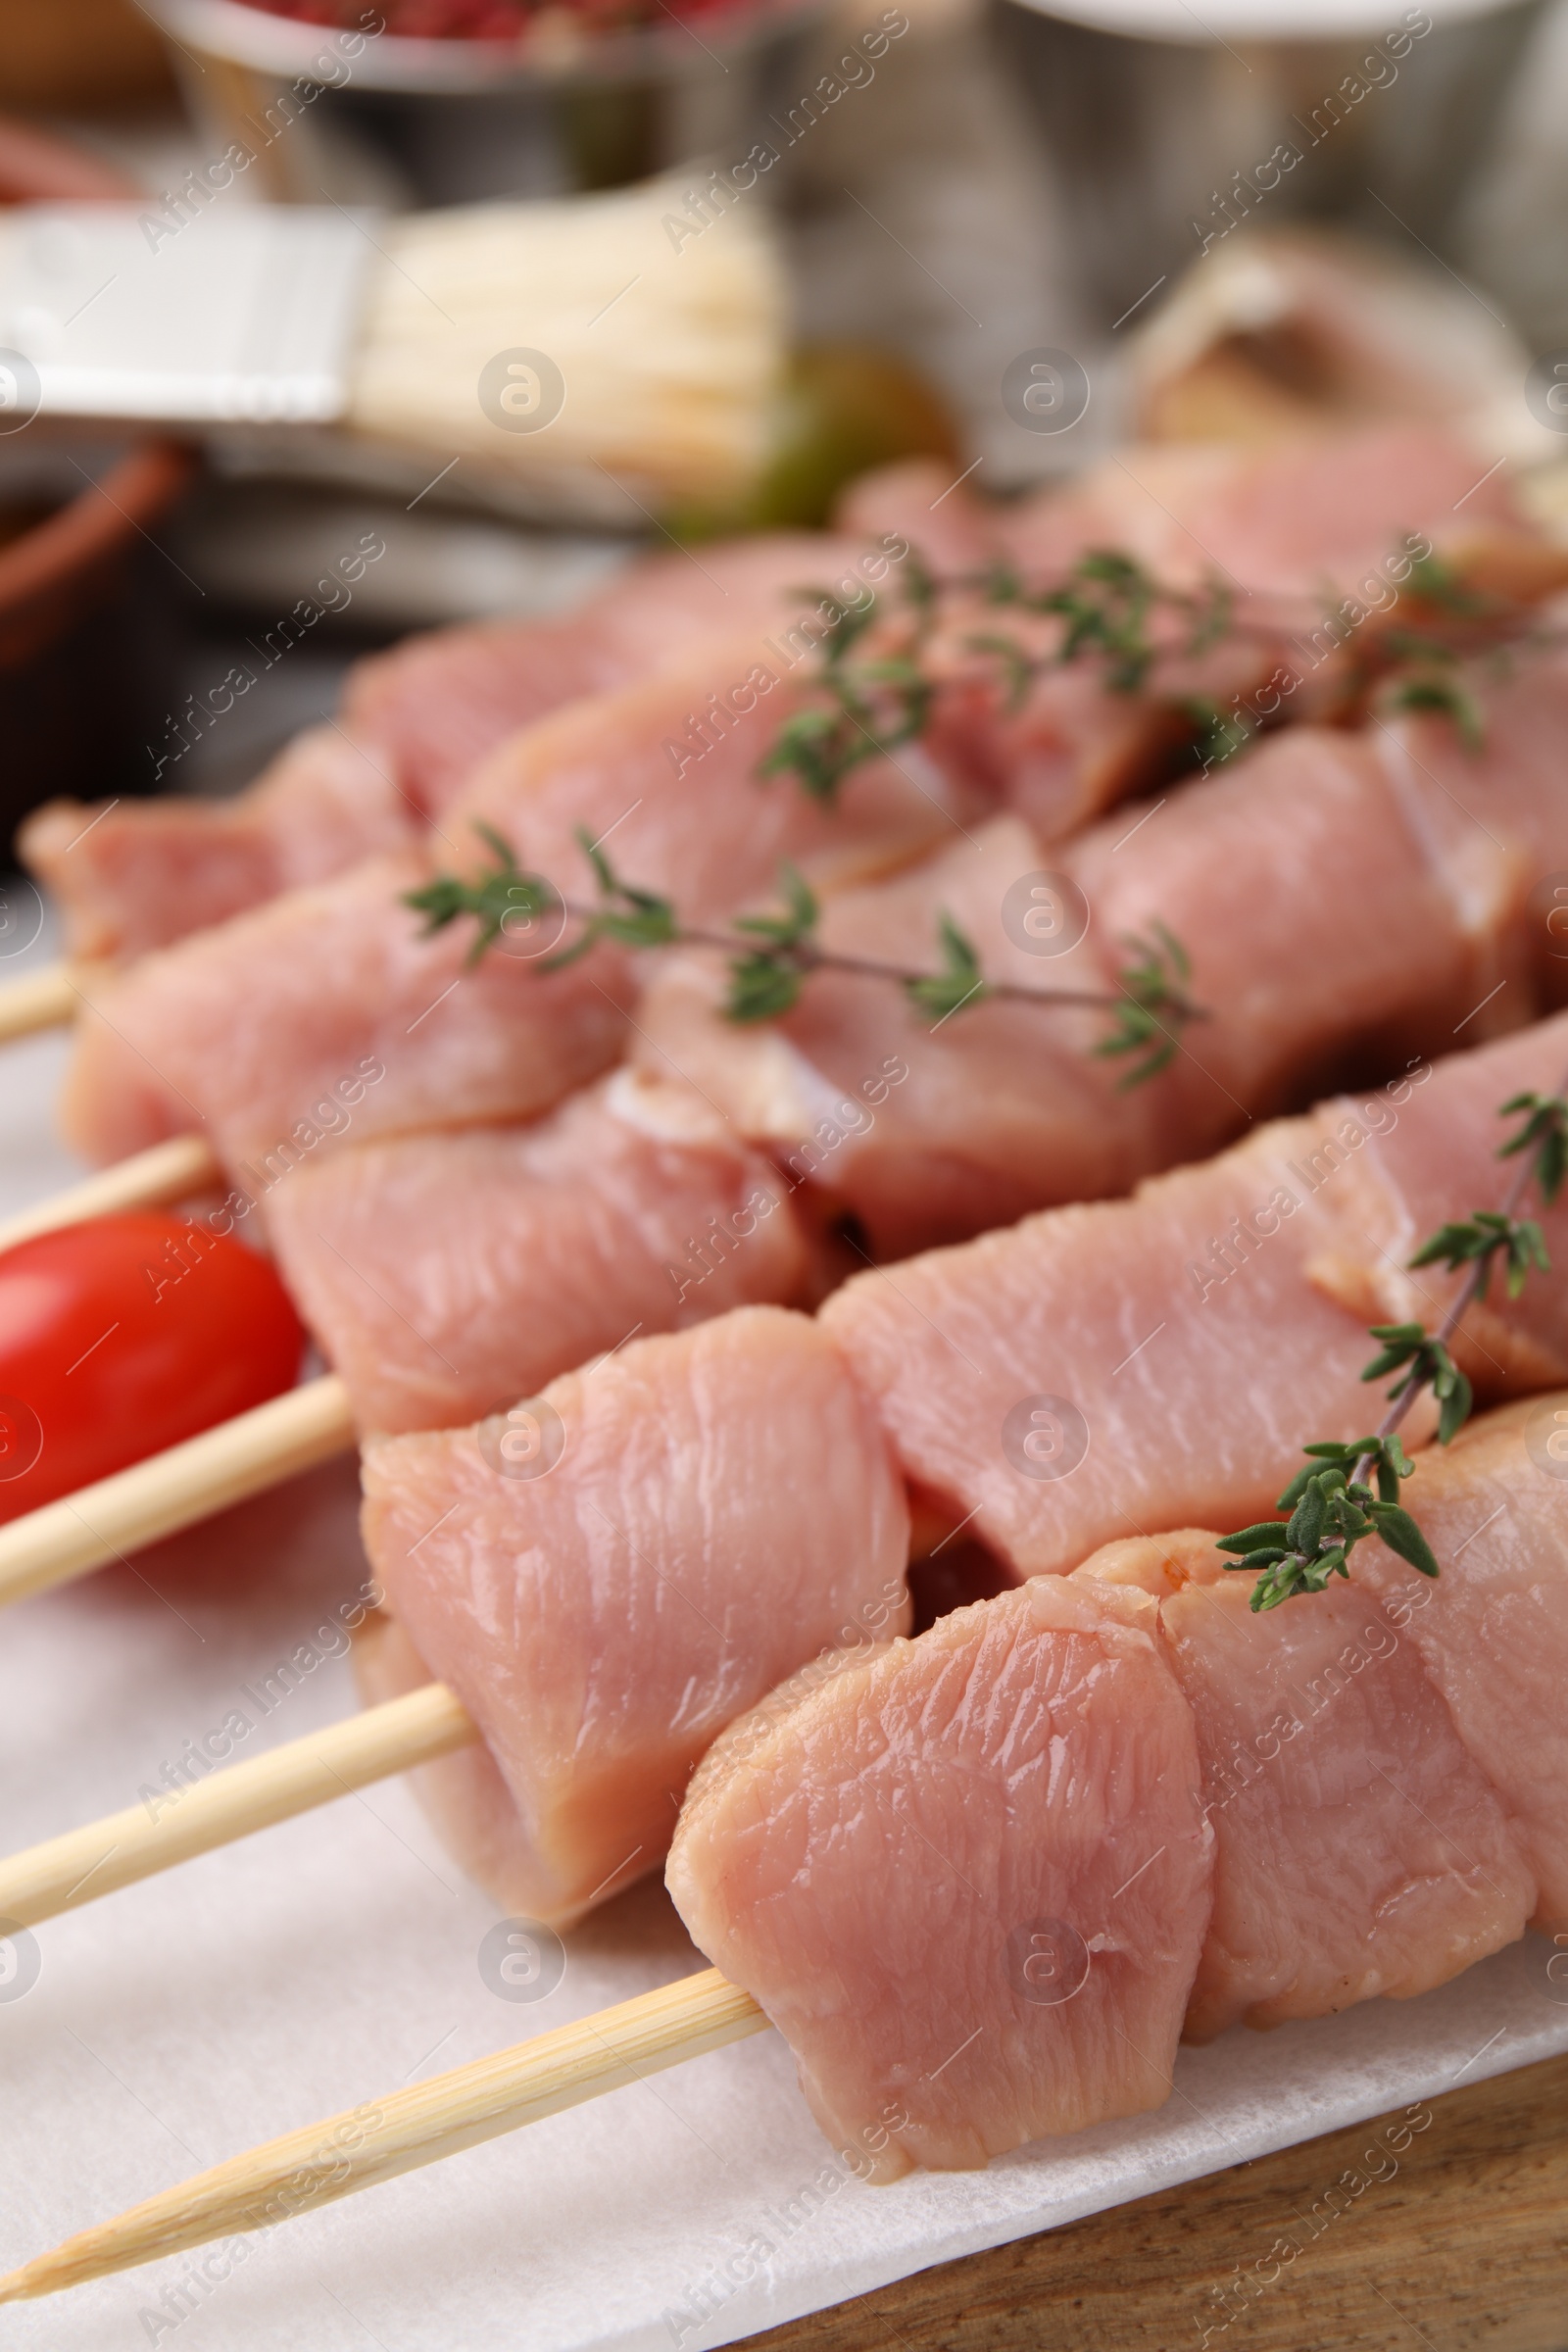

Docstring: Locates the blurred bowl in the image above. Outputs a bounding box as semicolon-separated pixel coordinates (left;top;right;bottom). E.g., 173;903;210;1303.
143;0;832;194
0;121;194;858
990;0;1544;326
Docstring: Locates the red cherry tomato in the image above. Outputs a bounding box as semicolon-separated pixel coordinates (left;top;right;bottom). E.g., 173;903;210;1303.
0;1212;306;1524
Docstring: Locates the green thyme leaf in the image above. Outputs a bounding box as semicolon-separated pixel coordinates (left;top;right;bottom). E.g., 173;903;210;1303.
402;822;558;967
1184;579;1233;657
724;954;804;1023
731;862;819;952
788;584;879;665
965;632;1037;716
1038;549;1157;694
1221;1432;1427;1609
1410;1210;1549;1300
1366;1500;1441;1579
1214;1521;1296;1556
570;825;678;950
1093;920;1193;1089
1360;1323;1472;1444
1388;671;1485;751
1498;1090;1568;1205
906;910;989;1023
756;706;873;804
722;865;820;1024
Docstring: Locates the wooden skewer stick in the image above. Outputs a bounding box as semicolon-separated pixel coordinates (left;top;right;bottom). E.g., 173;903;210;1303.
0;957;79;1047
0;1373;357;1610
0;1133;221;1254
0;1682;475;1928
0;1968;767;2302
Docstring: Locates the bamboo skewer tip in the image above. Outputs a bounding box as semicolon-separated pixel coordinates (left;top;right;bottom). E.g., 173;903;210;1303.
0;1969;768;2303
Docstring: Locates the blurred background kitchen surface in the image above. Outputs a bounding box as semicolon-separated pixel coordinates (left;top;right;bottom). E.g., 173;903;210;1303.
1;0;1567;836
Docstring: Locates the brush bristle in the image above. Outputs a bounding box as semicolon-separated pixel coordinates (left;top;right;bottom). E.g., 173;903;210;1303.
346;176;787;513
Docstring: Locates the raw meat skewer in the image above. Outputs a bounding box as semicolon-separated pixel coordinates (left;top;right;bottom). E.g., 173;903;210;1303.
0;1078;812;1597
6;416;1551;1051
0;1310;910;1930
49;600;1568;1251
3;1388;1560;2302
9;580;1560;1270
6;1007;1566;1927
13;593;1567;1266
4;995;1567;1612
18;528;891;969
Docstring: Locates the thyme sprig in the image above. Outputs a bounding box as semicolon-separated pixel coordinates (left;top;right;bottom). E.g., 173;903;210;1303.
1218;1080;1568;1610
760;550;1241;806
1092;921;1191;1088
757;563;940;805
760;544;1550;808
404;824;1204;1077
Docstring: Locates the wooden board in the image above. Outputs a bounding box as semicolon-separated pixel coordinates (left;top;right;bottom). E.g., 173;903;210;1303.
745;2051;1568;2350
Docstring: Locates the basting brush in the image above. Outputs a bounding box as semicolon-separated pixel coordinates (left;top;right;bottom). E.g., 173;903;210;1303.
0;174;954;525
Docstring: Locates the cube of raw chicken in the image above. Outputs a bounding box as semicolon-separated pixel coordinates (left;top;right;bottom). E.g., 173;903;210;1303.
261;1076;813;1432
441;631;966;923
669;1400;1559;2182
821;1016;1568;1578
55;644;959;1174
356;1308;910;1925
22;529;878;962
1080;1530;1537;2039
634;672;1537;1256
844;423;1545;605
667;1575;1212;2178
1353;1397;1568;1928
59;849;637;1172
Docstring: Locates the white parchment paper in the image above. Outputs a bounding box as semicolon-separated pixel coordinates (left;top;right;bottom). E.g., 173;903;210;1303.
4;907;1567;2352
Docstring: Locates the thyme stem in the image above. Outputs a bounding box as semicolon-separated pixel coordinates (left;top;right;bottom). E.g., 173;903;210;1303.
606;912;1212;1025
403;828;1205;1082
537;897;1206;1027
